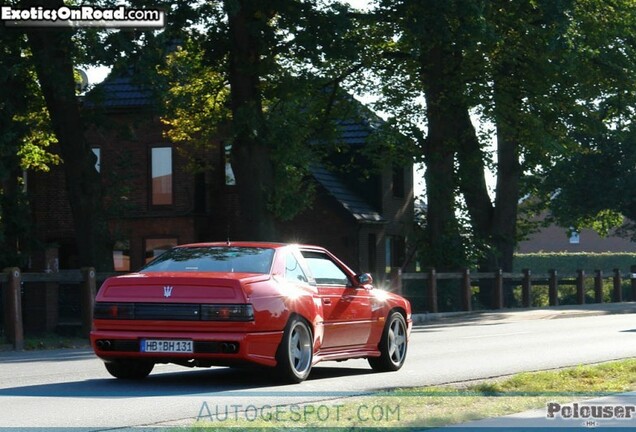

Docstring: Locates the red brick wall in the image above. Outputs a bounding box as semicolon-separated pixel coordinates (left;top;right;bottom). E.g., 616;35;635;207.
29;153;75;243
29;110;224;270
518;224;636;253
28;109;416;277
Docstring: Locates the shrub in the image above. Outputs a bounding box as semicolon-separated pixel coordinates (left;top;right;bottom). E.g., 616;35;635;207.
514;252;636;274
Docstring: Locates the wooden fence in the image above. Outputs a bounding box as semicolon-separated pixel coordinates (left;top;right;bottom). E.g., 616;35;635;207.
3;266;636;349
0;268;108;350
398;267;636;313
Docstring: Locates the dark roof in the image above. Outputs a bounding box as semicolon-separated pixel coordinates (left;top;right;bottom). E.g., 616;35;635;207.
83;74;153;109
334;95;385;147
337;118;373;146
310;164;385;224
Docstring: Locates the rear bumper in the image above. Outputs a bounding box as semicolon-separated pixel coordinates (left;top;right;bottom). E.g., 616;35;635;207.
90;329;284;367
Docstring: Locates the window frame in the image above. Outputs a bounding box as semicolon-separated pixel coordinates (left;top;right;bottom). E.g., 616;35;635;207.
284;250;310;284
149;146;174;208
91;147;101;173
300;250;352;287
112;239;130;272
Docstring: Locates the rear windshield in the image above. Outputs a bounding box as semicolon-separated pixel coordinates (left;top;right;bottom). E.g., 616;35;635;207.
140;247;274;274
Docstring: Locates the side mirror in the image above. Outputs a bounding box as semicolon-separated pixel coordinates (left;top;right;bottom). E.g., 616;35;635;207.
355;273;373;288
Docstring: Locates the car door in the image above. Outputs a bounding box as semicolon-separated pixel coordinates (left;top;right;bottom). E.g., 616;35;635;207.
300;249;373;349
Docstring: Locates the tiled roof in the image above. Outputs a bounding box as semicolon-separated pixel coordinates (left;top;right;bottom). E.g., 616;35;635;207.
334;97;385;147
83;74;153;108
310;164;385;224
337;118;372;146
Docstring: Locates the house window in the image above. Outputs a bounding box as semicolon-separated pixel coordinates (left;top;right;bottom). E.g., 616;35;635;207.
92;147;101;173
569;229;580;244
113;240;130;272
385;235;406;273
145;238;178;264
151;147;173;206
392;166;405;198
225;144;236;186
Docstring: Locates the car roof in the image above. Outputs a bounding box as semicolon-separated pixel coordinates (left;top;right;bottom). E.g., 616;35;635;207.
176;241;322;250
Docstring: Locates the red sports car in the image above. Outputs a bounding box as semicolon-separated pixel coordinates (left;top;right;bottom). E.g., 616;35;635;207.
91;242;411;382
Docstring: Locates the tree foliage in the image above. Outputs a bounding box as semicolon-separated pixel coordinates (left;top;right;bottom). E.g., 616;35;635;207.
3;0;636;276
355;0;636;281
538;0;636;239
157;1;374;228
0;20;61;268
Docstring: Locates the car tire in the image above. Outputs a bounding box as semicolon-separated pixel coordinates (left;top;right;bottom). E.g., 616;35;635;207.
276;316;313;383
368;311;408;372
104;360;154;380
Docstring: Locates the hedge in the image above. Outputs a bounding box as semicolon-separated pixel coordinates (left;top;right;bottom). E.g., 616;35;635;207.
513;252;636;274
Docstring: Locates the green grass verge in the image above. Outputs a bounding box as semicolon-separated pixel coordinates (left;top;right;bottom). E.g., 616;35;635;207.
23;333;89;350
185;358;636;430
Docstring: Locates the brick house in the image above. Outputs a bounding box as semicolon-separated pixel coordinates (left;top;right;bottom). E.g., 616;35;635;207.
517;223;636;253
28;73;415;283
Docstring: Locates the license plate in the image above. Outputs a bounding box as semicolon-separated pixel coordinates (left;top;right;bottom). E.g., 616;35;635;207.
141;339;193;353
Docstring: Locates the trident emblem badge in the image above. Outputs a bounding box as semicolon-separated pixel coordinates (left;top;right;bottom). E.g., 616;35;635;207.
163;286;173;298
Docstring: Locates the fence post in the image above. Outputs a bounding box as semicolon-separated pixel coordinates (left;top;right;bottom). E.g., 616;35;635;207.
631;265;636;301
80;267;96;337
613;268;622;303
522;269;531;308
493;269;504;309
576;270;586;305
594;270;603;303
549;269;559;306
3;268;24;350
461;268;472;312
426;268;438;313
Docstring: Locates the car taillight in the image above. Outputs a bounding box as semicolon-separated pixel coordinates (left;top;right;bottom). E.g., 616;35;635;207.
200;304;254;321
93;302;254;321
94;302;135;320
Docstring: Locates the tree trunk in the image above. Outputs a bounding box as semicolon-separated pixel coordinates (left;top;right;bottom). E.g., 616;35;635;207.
24;0;113;271
456;108;493;240
224;0;278;241
490;77;521;272
419;45;466;271
457;74;522;307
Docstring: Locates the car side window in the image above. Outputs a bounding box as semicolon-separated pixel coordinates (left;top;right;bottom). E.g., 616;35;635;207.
285;252;308;284
301;251;349;286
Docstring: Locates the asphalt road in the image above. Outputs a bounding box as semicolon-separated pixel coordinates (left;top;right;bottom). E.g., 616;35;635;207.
1;310;636;429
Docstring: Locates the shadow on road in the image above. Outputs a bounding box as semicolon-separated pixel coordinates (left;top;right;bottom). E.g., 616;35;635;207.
0;349;95;364
0;364;377;398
